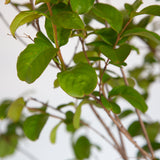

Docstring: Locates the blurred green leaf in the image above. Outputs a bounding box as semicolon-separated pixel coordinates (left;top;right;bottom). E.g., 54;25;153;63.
70;0;94;14
50;121;62;143
92;3;123;32
17;32;58;83
57;63;97;97
0;100;12;119
73;136;91;159
23;114;48;141
119;109;134;119
7;97;25;122
109;85;148;113
35;0;50;4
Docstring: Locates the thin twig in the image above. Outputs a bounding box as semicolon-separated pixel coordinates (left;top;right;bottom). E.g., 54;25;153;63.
89;104;127;159
47;2;66;70
79;37;91;65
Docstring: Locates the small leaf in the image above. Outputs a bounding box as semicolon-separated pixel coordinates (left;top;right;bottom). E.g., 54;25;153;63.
128;121;142;137
122;27;160;45
23;114;48;141
57;63;97;97
138;5;160;16
73;136;91;159
45;18;71;46
95;28;117;46
101;95;112;110
110;102;121;114
52;11;84;29
73;101;83;129
10;11;43;37
73;51;98;64
35;0;50;4
7;97;25;122
50;121;62;143
119;109;134;119
70;0;94;14
0;135;18;158
17;32;58;83
109;85;148;113
0;100;12;119
92;3;123;32
5;0;10;4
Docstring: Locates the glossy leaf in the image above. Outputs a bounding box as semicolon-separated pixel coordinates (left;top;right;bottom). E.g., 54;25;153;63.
110;102;121;114
92;3;123;32
0;135;18;157
17;32;58;83
57;63;97;97
10;11;43;37
109;85;148;113
101;95;112;110
73;102;83;129
52;10;84;29
7;97;25;122
73;136;91;159
45;18;71;46
73;51;98;64
0;100;12;119
138;5;160;16
50;121;62;143
122;28;160;45
95;28;117;46
23;114;48;141
70;0;94;14
99;44;131;66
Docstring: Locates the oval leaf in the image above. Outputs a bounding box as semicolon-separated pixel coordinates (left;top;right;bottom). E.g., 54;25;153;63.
17;32;58;83
73;102;83;129
50;121;62;144
109;85;148;113
122;27;160;45
10;11;43;37
138;5;160;16
52;11;84;29
23;114;48;141
70;0;94;14
92;3;123;32
0;100;12;119
57;63;97;97
7;97;25;122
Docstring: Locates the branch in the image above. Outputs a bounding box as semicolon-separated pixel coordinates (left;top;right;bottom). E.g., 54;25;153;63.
47;2;66;70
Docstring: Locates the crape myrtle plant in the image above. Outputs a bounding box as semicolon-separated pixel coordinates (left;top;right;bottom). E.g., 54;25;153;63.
1;0;160;159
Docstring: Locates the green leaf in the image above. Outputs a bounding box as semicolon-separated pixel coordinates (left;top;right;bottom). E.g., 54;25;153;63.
110;102;121;114
17;32;58;83
119;109;134;119
92;3;123;32
50;121;62;143
0;100;12;119
73;101;83;129
109;85;148;113
35;0;50;4
73;136;91;159
0;135;18;157
128;121;142;137
57;63;97;97
45;18;71;46
138;5;160;16
101;95;112;110
10;11;43;37
70;0;94;14
73;51;98;64
99;44;131;66
23;114;48;141
95;28;117;46
52;9;84;29
7;97;25;122
122;27;160;45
